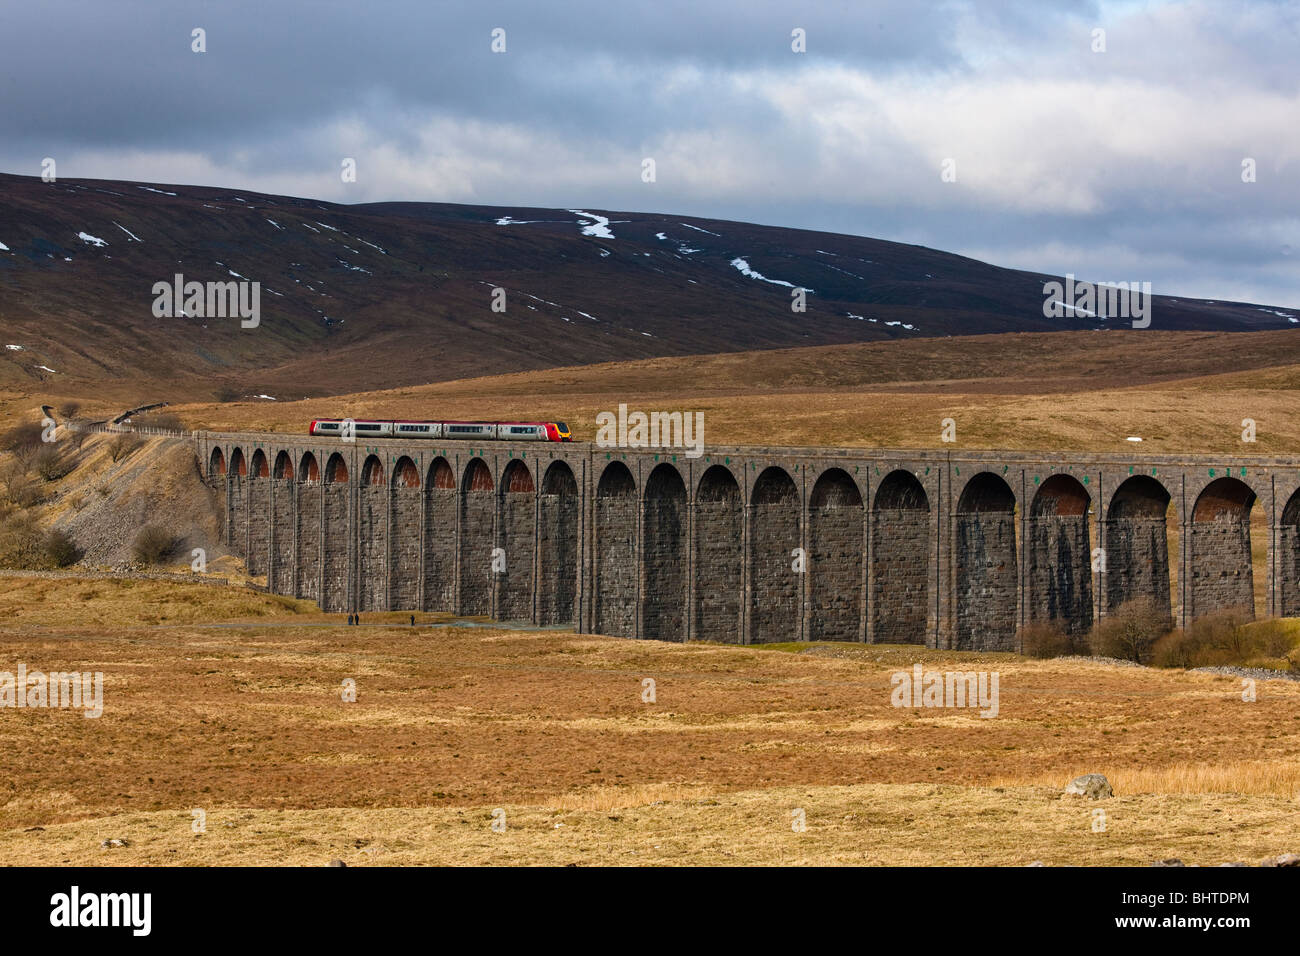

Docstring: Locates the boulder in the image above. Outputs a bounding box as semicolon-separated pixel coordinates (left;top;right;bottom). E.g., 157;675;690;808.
1064;773;1113;799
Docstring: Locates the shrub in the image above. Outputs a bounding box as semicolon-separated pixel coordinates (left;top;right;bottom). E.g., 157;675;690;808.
1155;613;1298;670
44;528;80;567
60;402;81;420
0;512;48;569
136;411;183;432
214;386;241;403
1019;621;1073;658
33;445;72;482
132;525;177;565
0;423;44;467
107;434;143;462
1089;596;1171;664
0;461;41;508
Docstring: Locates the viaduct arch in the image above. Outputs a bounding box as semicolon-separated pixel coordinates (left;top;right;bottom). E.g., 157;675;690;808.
198;434;1300;648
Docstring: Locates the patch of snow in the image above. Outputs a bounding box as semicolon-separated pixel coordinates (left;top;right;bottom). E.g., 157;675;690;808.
816;250;838;256
655;232;667;240
730;257;810;291
678;247;700;254
1256;307;1298;321
355;237;387;254
266;218;284;230
1126;436;1143;442
137;186;177;196
679;222;720;236
598;248;611;257
0;241;9;251
35;365;57;373
313;221;339;231
495;216;545;225
338;259;372;275
76;231;107;247
112;221;142;242
255;394;277;401
228;269;247;280
302;223;320;233
1050;300;1097;318
6;344;24;350
568;209;614;239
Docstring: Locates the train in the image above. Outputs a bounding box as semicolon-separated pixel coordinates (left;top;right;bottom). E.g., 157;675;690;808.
308;419;572;442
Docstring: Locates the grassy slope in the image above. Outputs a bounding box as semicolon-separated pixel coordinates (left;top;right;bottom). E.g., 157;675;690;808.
111;328;1300;456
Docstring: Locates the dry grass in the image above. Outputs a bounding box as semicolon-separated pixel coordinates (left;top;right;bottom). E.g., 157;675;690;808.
138;329;1300;455
2;578;1299;865
9;329;1300;456
4;785;1296;867
0;574;315;628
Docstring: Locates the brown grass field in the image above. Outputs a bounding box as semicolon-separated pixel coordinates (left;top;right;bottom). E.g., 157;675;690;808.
4;333;1300;865
14;328;1300;455
2;577;1298;866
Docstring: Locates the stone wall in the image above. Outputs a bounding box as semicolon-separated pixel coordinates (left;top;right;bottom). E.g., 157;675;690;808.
390;488;421;610
358;486;386;612
642;469;687;642
459;490;495;615
808;477;863;642
271;479;294;595
1189;518;1253;618
538;492;578;624
247;478;268;576
296;482;321;602
201;434;1296;640
694;494;742;644
750;470;801;644
423;489;456;612
1103;517;1170;619
499;489;535;621
1027;515;1092;634
955;513;1017;650
871;508;929;644
322;483;349;612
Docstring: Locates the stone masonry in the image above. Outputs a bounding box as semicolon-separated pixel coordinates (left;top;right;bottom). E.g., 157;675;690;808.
199;433;1300;648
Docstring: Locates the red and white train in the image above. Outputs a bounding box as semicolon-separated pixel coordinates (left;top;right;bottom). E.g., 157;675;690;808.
309;419;572;442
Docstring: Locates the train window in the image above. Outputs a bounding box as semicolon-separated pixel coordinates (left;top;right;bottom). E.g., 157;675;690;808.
356;424;380;431
318;423;339;430
557;422;569;432
509;426;534;434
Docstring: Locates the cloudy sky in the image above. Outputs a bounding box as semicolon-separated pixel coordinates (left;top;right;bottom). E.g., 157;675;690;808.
2;0;1297;305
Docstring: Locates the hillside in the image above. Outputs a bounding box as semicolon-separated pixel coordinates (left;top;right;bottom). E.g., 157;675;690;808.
125;328;1300;456
2;172;1297;407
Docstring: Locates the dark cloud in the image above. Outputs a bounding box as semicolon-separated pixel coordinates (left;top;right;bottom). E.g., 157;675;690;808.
0;0;1296;305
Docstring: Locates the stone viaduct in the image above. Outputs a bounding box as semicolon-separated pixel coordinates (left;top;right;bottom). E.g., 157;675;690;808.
195;431;1300;649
